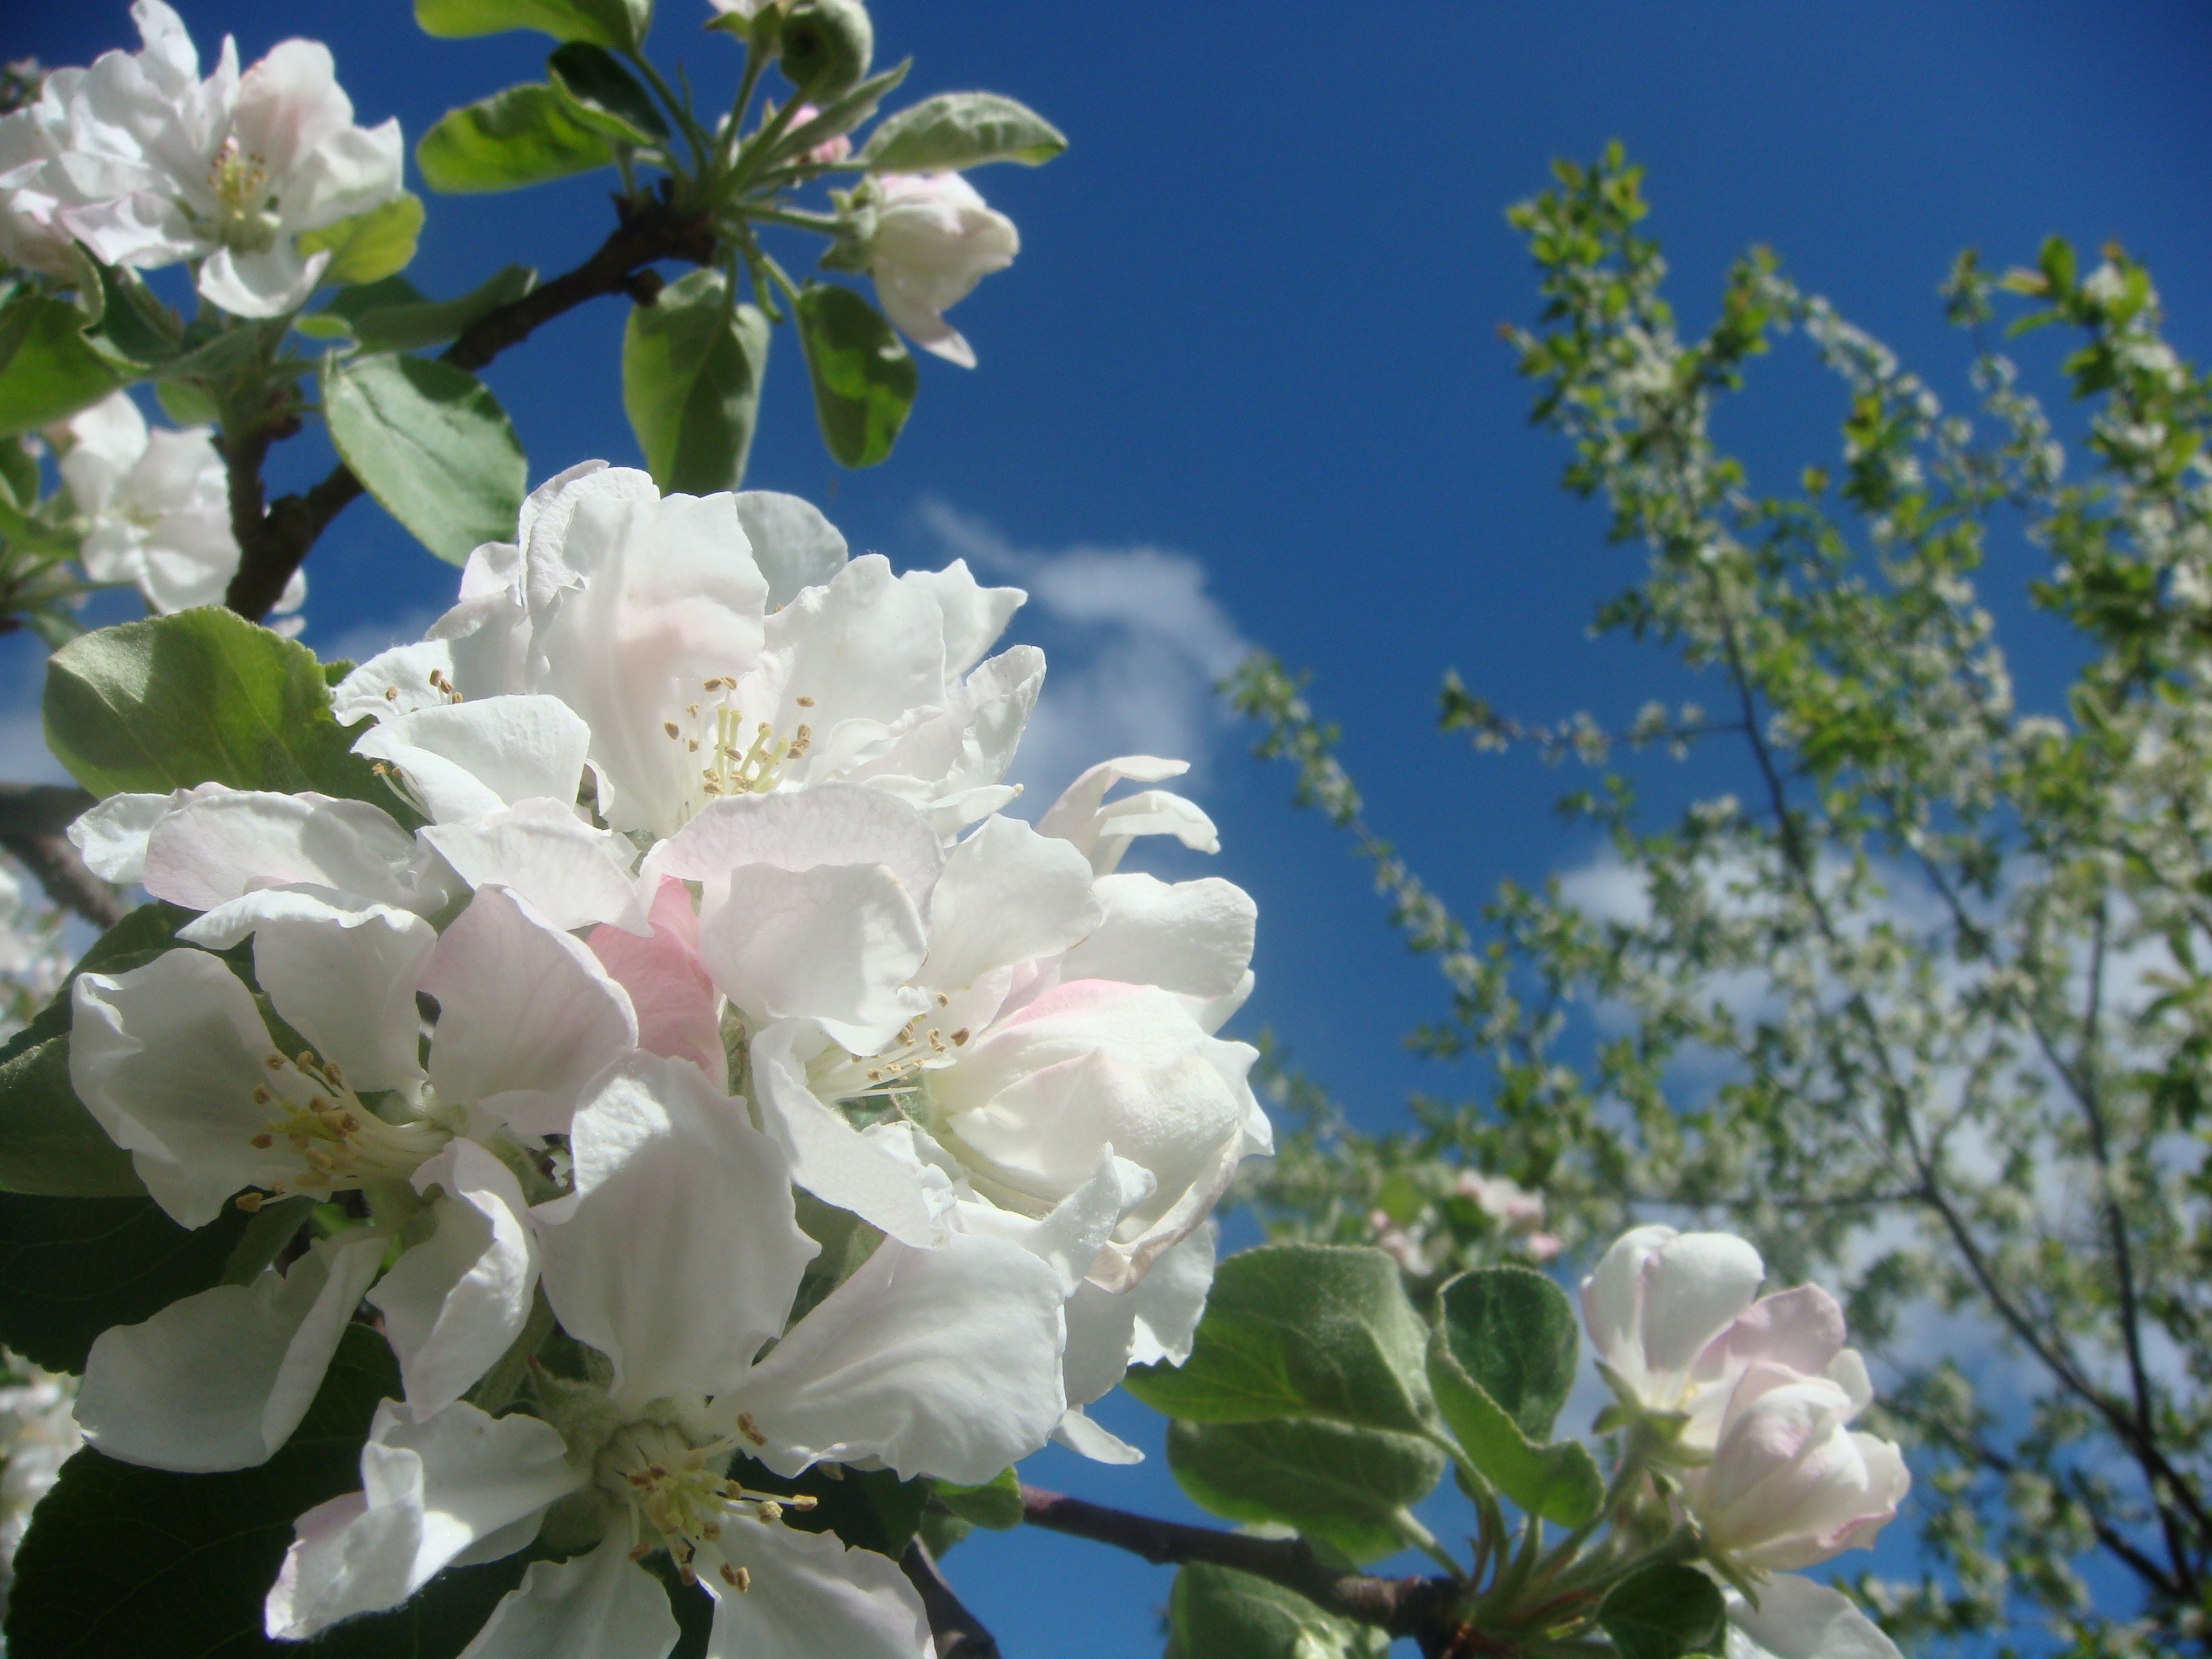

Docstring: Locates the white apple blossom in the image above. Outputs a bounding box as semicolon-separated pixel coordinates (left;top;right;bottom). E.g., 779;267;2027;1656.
5;0;404;317
54;392;306;623
0;1353;81;1612
1719;1574;1903;1659
67;883;638;1470
1684;1361;1911;1572
1581;1224;1871;1455
266;1048;1067;1659
369;463;1041;843
859;172;1019;369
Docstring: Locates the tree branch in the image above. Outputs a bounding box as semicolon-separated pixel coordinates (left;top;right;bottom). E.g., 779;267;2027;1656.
1017;1485;1464;1655
899;1539;1000;1659
0;783;122;929
222;190;716;621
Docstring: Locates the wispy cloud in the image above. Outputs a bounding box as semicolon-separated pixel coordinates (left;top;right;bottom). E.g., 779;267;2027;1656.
915;501;1252;805
308;606;444;673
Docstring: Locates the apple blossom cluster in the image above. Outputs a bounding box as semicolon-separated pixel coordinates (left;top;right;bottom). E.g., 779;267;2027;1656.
1582;1225;1913;1659
58;463;1269;1654
50;390;306;624
0;0;403;317
0;1353;80;1623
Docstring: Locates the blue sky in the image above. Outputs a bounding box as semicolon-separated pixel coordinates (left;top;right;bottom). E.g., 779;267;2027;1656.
11;1;2212;1652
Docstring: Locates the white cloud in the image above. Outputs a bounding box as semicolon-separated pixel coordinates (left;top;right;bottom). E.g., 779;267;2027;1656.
914;500;1251;805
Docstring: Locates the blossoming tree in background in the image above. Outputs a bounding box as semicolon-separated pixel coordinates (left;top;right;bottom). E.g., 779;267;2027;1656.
0;10;1918;1659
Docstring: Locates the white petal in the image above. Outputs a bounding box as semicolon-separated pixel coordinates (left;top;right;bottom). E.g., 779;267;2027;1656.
266;1398;581;1638
734;490;847;609
230;39;350;180
705;1518;931;1659
1060;874;1256;1003
69;948;290;1228
78;1232;385;1472
950;1148;1151;1297
422;885;638;1135
1641;1232;1768;1378
198;240;327;318
421;799;649;934
836;646;1042;827
139;788;423;911
354;696;592;823
698;860;925;1054
1052;1407;1144;1465
1061;1281;1139;1409
1722;1575;1903;1659
287;117;404;228
65;783;221;883
533;1053;816;1412
459;1535;678;1659
740;1229;1065;1484
743;555;948;763
61;189;203;269
332;641;458;725
367;1142;540;1418
646;785;944;913
1037;756;1203;871
897;560;1022;678
751;1019;945;1247
180;888;436;1091
923;815;1101;993
1128;1220;1215;1367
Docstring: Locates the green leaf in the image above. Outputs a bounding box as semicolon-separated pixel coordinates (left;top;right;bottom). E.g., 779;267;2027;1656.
415;84;615;193
622;268;769;494
415;0;651;52
548;42;669;144
153;378;219;424
1425;1288;1601;1524
859;91;1067;172
42;609;394;808
1598;1564;1728;1659
86;265;185;368
307;266;538;355
0;293;127;436
794;284;915;469
928;1466;1022;1530
323;352;528;565
297;192;426;287
4;1326;532;1658
0;435;39;511
1167;1418;1446;1566
1125;1244;1439;1436
1433;1267;1580;1442
1164;1564;1389;1659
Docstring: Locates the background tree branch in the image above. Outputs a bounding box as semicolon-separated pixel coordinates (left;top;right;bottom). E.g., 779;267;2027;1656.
898;1539;1002;1659
221;190;716;622
0;783;121;929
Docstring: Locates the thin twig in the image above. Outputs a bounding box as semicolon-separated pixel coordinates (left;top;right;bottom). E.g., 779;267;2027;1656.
898;1539;1001;1659
221;191;716;621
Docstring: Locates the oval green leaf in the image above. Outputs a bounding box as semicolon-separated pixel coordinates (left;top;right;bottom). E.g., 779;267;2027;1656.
415;0;651;52
1167;1418;1446;1566
415;84;615;194
794;283;916;469
323;352;527;565
548;41;669;144
859;90;1068;172
1165;1564;1389;1659
1598;1563;1729;1659
622;267;769;494
0;295;127;437
296;192;426;287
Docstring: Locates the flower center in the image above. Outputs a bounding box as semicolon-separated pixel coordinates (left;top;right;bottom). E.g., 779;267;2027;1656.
593;1418;814;1592
234;1048;449;1210
203;136;281;254
661;677;814;826
808;996;971;1104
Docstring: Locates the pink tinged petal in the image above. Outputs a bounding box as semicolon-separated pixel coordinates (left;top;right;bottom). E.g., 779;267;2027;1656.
421;885;638;1134
230;38;350;180
532;1052;817;1412
648;784;945;911
198;240;327;318
589;876;725;1086
703;1517;932;1659
874;274;974;367
923;815;1101;993
457;1533;679;1659
68;949;291;1228
354;695;593;823
139;789;423;912
1059;873;1258;1003
1721;1575;1904;1659
420;799;650;935
734;489;848;611
749;1018;944;1247
1640;1232;1768;1379
739;1229;1067;1484
698;860;927;1053
265;1399;583;1638
1686;1285;1851;1450
78;1232;384;1472
367;1142;540;1418
180;890;437;1091
332;641;459;725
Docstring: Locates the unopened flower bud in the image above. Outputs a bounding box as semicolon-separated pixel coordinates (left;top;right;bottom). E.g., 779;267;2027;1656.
777;0;873;99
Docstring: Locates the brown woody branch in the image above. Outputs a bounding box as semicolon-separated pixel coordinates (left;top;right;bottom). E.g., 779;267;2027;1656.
899;1539;1001;1659
0;783;123;929
221;189;717;621
1017;1485;1471;1658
